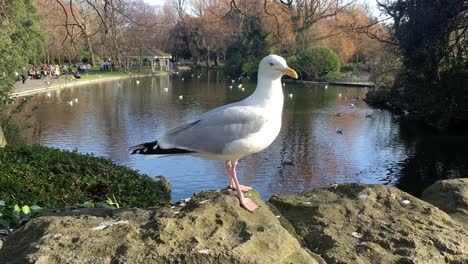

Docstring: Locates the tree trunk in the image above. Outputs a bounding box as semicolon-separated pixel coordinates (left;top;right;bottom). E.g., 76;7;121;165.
214;51;219;67
0;125;7;147
85;32;95;66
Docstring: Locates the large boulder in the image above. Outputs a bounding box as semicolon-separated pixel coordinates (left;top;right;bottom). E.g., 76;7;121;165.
269;184;468;264
0;190;323;264
422;178;468;227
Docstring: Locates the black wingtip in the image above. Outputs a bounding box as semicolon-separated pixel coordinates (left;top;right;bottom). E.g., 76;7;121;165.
129;140;195;155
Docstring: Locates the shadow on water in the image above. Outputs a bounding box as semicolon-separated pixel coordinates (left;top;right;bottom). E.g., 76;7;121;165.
395;118;468;197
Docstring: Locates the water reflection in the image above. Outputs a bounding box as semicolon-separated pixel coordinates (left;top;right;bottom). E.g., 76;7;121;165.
15;72;467;201
395;119;468;196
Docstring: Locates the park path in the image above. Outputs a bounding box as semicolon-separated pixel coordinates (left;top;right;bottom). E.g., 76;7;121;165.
12;72;165;97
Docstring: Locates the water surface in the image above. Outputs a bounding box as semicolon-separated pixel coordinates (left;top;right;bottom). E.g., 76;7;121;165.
17;72;468;200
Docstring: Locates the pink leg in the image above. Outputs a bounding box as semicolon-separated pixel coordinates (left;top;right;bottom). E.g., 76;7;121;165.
225;161;253;192
226;160;258;212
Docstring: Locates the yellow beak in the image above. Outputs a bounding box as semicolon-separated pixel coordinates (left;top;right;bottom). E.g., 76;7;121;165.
282;67;298;79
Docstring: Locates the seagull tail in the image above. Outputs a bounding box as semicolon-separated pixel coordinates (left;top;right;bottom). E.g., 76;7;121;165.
128;140;195;156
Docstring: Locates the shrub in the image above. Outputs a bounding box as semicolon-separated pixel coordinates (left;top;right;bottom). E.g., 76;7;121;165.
242;57;262;78
0;145;170;209
288;46;340;80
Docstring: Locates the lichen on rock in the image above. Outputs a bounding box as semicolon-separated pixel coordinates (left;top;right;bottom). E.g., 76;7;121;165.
422;178;468;227
0;190;323;264
269;184;468;264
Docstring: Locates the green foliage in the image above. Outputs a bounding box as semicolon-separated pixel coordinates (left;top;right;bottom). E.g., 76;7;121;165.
225;16;269;77
79;50;90;64
380;0;468;126
287;46;340;80
0;145;170;212
0;0;45;142
241;57;262;78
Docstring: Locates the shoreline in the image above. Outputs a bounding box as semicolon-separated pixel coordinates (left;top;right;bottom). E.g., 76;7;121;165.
11;71;168;97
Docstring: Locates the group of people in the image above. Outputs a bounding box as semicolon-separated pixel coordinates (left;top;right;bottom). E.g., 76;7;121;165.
14;63;94;83
15;65;62;83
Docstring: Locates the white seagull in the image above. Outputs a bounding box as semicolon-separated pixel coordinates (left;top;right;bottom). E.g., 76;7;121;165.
129;55;298;212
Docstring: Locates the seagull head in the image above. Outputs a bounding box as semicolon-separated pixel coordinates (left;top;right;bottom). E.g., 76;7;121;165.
258;55;298;80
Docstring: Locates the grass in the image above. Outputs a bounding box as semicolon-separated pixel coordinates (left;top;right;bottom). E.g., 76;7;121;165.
79;71;129;80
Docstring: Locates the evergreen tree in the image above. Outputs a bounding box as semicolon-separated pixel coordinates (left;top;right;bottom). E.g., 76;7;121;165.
225;16;269;77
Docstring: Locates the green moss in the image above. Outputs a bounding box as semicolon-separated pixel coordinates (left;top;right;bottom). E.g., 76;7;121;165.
0;145;170;208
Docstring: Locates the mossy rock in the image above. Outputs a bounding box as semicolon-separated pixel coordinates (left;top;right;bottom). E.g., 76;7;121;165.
0;190;324;264
269;184;468;264
422;178;468;227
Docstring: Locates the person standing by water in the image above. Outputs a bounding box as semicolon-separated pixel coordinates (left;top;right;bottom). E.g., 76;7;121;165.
20;68;27;84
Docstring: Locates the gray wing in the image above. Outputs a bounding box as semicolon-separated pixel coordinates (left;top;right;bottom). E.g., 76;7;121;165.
158;105;267;154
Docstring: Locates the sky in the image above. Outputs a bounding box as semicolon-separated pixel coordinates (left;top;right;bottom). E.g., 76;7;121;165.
142;0;381;15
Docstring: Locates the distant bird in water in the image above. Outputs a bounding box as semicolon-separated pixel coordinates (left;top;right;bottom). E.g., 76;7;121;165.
336;128;343;134
283;83;286;87
281;159;294;166
336;112;341;117
288;93;293;99
232;79;235;83
365;112;373;118
136;80;140;85
73;98;78;103
181;78;185;81
229;85;233;89
67;100;74;106
238;84;243;88
325;85;328;90
349;103;355;108
164;88;169;92
377;109;381;113
46;92;51;98
178;95;183;100
338;93;342;97
403;110;410;116
241;87;245;92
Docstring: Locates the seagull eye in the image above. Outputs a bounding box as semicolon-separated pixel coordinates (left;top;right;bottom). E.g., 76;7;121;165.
269;62;274;66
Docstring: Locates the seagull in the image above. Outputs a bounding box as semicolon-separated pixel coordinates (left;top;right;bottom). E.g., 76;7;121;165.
136;80;140;85
232;79;235;83
67;100;74;106
73;98;78;103
325;85;328;89
283;83;285;87
229;86;233;89
164;88;169;92
288;93;293;98
181;78;185;81
338;93;342;97
241;87;245;92
129;55;298;212
46;92;51;98
178;95;183;100
238;84;243;88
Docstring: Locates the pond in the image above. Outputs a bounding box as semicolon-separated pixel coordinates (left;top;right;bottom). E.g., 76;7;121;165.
15;72;468;201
